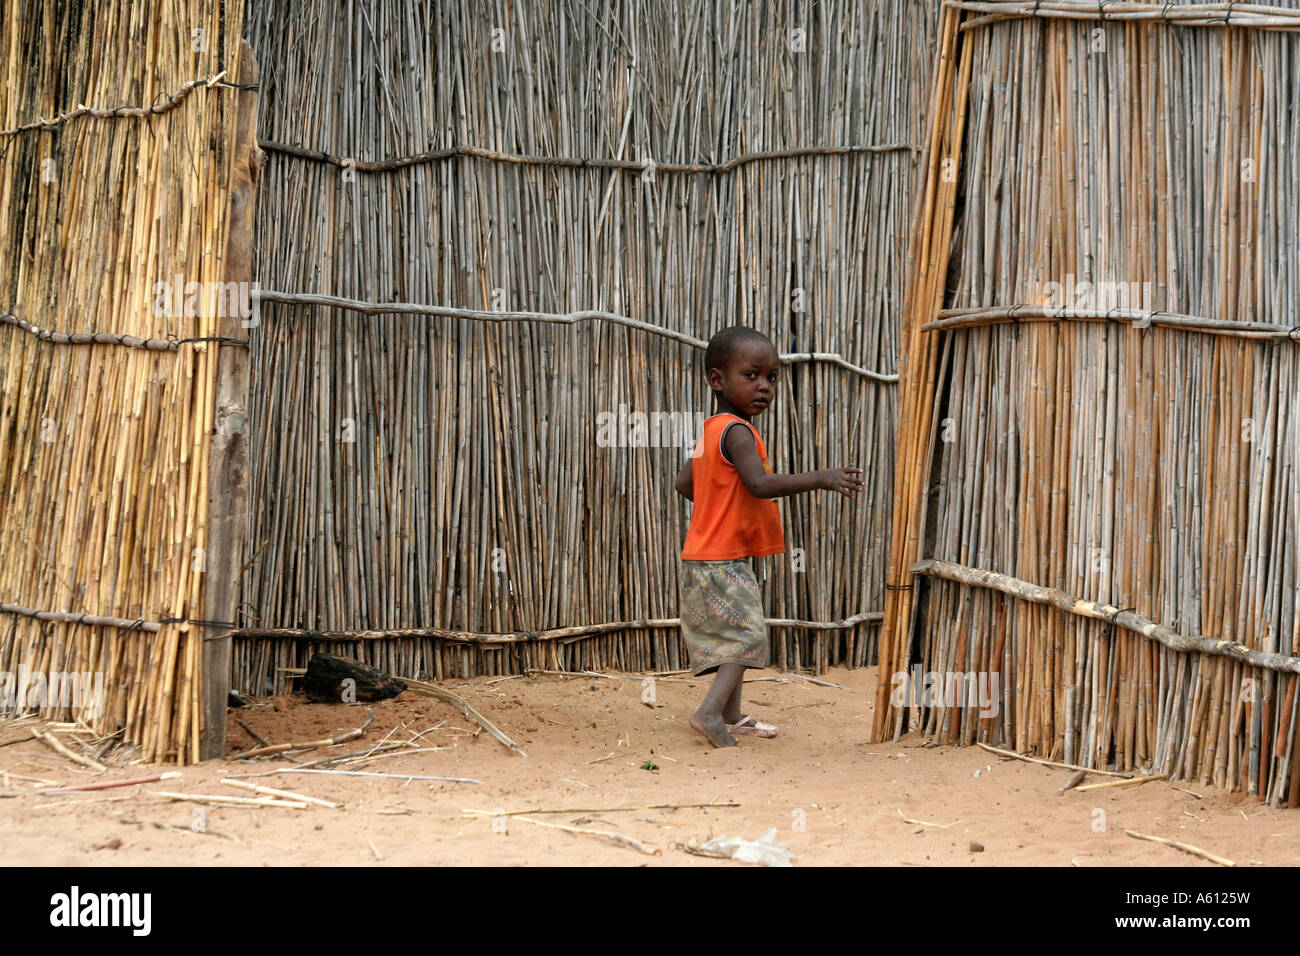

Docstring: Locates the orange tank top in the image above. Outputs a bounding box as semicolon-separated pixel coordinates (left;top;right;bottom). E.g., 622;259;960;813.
681;414;785;560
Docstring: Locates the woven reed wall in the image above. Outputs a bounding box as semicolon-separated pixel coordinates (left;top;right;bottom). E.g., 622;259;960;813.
879;0;1300;805
0;0;250;762
236;0;937;692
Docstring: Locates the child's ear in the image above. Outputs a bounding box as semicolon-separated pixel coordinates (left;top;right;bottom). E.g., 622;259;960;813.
706;367;724;391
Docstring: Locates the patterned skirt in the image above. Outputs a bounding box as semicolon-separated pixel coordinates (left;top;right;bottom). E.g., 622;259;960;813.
678;558;770;675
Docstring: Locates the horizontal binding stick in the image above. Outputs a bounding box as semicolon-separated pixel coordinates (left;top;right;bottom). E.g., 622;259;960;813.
254;291;899;382
0;312;248;351
945;0;1300;32
0;73;229;136
911;560;1300;674
925;304;1300;340
226;612;883;644
0;603;161;632
257;140;919;175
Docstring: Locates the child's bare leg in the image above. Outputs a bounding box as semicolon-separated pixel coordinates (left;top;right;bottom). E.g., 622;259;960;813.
690;663;743;747
722;674;745;725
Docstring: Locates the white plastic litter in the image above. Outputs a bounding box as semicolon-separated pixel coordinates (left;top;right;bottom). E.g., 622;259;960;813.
696;828;796;866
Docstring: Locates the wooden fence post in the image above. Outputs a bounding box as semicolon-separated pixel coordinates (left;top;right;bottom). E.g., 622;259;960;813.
201;39;260;760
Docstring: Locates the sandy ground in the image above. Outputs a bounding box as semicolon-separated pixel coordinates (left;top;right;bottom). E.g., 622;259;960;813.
1;665;1297;867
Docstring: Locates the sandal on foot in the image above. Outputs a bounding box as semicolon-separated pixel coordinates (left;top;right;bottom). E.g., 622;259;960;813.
726;715;777;738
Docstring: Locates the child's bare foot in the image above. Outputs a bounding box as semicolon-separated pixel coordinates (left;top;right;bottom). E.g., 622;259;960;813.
690;711;737;747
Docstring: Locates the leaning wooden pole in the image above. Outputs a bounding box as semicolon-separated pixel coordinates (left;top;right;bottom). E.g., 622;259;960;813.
200;40;260;760
873;2;971;741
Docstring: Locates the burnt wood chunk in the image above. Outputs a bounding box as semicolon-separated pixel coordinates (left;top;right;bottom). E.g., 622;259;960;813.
303;653;406;703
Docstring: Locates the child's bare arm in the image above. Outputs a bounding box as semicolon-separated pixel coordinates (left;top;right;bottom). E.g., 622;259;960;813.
724;424;864;499
674;457;694;501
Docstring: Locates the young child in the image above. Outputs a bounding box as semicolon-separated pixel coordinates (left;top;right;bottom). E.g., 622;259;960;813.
674;326;864;747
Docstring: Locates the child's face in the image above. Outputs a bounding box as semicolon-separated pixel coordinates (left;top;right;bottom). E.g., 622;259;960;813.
709;340;780;417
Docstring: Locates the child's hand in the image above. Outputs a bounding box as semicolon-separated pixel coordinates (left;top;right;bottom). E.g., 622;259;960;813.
819;467;866;497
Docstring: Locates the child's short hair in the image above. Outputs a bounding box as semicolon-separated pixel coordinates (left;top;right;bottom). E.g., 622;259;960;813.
704;326;774;373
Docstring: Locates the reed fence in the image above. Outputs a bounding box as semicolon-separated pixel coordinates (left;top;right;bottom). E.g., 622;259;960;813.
877;0;1300;805
234;0;936;694
0;0;254;762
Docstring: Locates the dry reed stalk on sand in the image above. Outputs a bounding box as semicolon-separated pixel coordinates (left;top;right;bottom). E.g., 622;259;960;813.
1124;829;1235;867
153;791;308;810
227;709;374;760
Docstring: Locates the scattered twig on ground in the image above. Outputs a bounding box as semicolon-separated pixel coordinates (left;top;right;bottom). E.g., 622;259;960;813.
356;723;404;762
294;741;413;769
463;801;738;817
1124;829;1235;867
35;731;106;772
1058;770;1088;794
0;770;60;786
235;768;482;784
30;794;138;810
502;813;660;855
525;668;620;680
784;672;844;689
897;808;960;828
673;840;730;859
91;732;122;763
974;742;1132;778
220;778;339;808
228;709;374;760
153;790;308;810
342;745;453;768
1073;774;1165;793
398;679;523;754
39;772;180;794
120;818;250;844
405;721;449;745
235;719;270;748
65;732;101;761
